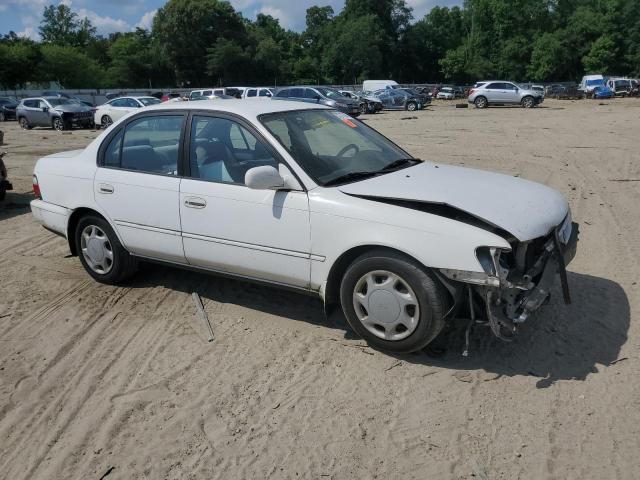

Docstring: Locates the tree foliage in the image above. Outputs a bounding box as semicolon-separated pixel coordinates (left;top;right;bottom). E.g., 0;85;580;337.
1;0;640;90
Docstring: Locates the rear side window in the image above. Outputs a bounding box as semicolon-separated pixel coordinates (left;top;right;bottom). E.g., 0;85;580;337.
247;89;257;97
290;88;304;98
485;83;502;90
259;89;271;97
23;100;38;108
275;89;289;98
101;115;184;175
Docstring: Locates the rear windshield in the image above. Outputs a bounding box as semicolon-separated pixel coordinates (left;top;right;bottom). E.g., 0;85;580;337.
139;97;162;106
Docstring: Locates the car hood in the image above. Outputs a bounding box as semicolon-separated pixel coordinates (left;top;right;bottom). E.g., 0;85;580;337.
53;104;92;113
338;162;568;242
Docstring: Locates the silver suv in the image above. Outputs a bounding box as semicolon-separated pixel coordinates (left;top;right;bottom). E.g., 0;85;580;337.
17;97;94;131
468;81;544;109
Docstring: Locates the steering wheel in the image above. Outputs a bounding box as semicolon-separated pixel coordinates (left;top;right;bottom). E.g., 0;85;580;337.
337;143;360;158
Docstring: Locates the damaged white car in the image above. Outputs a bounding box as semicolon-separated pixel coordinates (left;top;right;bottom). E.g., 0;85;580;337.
30;101;578;353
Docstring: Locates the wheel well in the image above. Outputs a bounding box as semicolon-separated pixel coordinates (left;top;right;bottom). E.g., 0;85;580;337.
67;207;105;255
324;245;447;309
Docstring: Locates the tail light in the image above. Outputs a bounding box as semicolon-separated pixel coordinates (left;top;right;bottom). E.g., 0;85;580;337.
33;174;42;199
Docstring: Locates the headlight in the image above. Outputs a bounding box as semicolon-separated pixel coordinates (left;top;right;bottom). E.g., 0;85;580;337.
326;100;337;107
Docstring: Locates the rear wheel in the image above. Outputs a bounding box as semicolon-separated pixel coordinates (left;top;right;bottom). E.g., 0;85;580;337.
19;117;31;129
75;215;137;284
474;96;488;109
340;250;447;353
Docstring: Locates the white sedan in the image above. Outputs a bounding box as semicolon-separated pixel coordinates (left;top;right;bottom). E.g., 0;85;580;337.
436;87;455;100
31;101;578;353
94;96;161;129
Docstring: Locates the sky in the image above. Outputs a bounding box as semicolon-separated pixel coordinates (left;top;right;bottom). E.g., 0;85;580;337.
0;0;462;40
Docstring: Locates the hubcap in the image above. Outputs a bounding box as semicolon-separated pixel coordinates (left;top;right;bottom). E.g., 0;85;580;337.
102;116;112;128
80;225;114;274
352;270;420;341
20;118;27;128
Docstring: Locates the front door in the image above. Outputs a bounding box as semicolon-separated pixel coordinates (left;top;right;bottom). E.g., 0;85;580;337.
94;112;187;263
179;114;311;288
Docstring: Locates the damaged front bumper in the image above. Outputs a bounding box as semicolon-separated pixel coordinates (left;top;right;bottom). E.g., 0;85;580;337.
440;218;579;340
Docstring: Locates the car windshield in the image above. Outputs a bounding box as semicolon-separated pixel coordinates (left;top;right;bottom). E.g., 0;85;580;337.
47;98;81;106
586;79;604;87
315;87;342;99
261;109;416;186
138;97;161;106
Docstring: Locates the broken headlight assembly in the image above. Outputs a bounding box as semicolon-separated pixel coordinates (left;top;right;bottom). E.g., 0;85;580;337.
439;246;510;288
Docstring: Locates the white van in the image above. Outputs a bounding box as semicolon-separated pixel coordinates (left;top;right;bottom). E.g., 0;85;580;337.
362;80;399;92
189;88;226;101
241;87;274;99
578;75;604;94
606;77;632;96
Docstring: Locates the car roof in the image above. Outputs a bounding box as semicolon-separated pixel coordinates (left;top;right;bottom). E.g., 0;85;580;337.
143;100;330;118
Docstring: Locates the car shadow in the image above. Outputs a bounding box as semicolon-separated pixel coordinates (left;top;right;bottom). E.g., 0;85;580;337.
129;262;345;332
393;271;630;388
127;265;628;388
0;191;35;221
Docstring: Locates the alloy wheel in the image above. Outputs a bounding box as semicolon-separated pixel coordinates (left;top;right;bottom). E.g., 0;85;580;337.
352;270;420;341
19;117;29;129
101;115;113;129
80;225;114;274
53;118;64;131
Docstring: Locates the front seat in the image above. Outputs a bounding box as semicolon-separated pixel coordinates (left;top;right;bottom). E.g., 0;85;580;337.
194;141;235;183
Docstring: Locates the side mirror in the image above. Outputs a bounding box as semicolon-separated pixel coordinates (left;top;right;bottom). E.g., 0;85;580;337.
245;165;285;190
42;107;49;112
315;96;321;103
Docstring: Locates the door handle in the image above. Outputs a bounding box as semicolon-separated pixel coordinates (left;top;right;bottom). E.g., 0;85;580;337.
184;197;206;209
98;183;114;194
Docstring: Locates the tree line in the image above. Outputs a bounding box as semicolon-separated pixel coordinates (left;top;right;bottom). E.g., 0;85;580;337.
1;0;639;90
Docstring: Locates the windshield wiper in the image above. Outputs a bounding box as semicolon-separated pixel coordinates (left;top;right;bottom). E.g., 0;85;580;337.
324;171;381;187
380;158;422;172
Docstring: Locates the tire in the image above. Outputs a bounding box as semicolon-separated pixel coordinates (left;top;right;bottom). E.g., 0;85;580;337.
521;96;535;108
0;111;5;122
474;96;488;109
101;115;113;129
19;117;32;130
406;101;417;112
75;215;137;284
0;185;6;201
52;117;65;131
339;250;447;353
359;102;367;115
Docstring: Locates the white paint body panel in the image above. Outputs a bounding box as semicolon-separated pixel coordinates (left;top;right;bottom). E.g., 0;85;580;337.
31;100;571;297
179;180;311;287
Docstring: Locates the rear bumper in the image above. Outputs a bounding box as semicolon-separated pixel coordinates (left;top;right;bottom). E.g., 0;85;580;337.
31;200;70;237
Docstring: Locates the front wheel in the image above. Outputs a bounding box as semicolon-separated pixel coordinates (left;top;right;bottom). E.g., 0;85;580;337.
340;251;447;353
52;117;66;131
75;215;137;284
521;96;535;108
406;101;417;111
474;96;488;109
101;115;113;129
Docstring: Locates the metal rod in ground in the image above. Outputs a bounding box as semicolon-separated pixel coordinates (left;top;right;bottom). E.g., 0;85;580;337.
192;292;214;342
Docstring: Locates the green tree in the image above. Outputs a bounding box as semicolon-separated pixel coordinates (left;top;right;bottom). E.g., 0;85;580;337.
0;41;41;89
153;0;247;86
39;4;96;47
38;44;104;88
583;35;618;73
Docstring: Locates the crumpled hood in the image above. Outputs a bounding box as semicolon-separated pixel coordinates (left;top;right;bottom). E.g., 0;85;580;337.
339;162;568;242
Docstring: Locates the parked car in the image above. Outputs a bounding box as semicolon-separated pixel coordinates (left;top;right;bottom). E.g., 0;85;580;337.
17;97;94;131
605;78;633;97
241;87;274;99
362;80;399;92
94;96;162;129
399;88;431;106
436;87;455;100
41;91;94;108
374;89;423;111
592;85;614;99
273;86;360;117
30;100;578;353
579;75;604;96
549;85;584;100
338;90;383;114
0;151;13;201
0;97;18;121
468;81;544;108
189;89;226;101
159;93;181;102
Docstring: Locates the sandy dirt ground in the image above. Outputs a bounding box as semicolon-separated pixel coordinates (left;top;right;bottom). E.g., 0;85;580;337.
0;99;638;480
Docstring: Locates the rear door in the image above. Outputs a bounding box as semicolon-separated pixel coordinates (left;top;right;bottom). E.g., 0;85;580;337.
94;112;187;263
483;83;504;103
28;100;50;126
